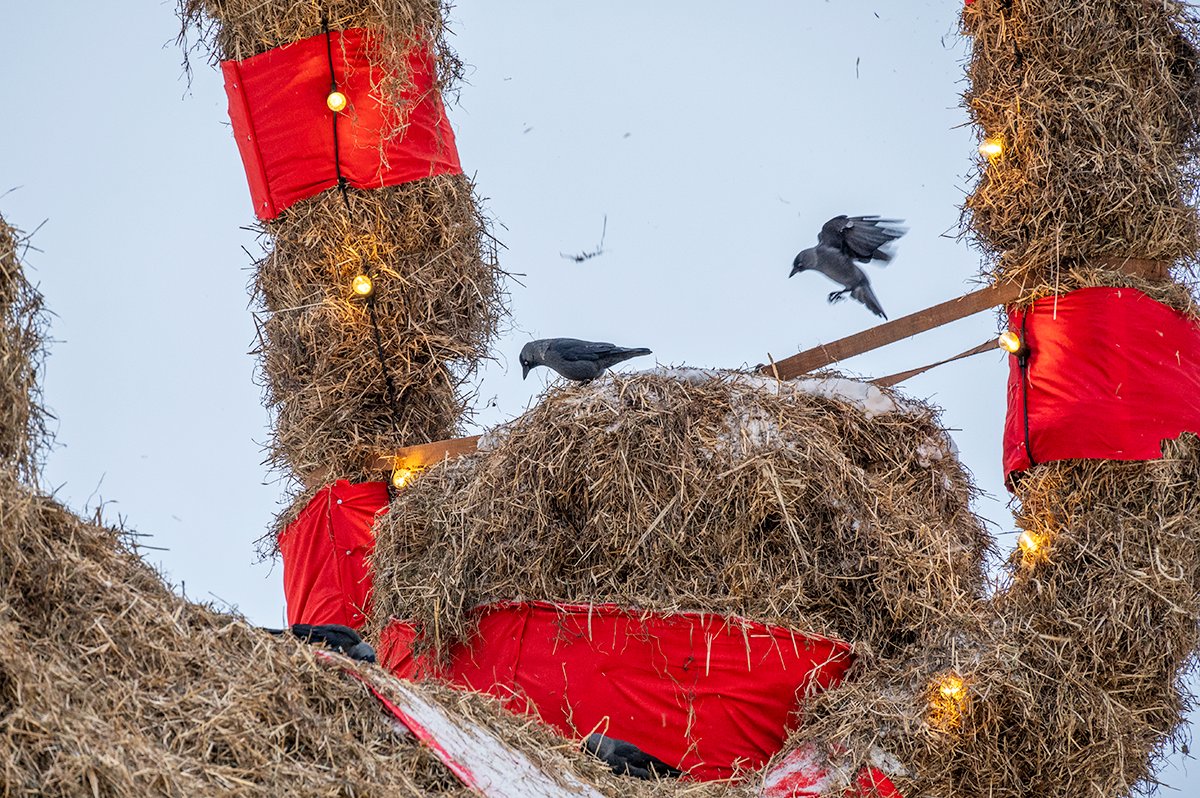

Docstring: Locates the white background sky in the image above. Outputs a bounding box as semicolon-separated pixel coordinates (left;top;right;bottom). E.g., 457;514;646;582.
1;0;1196;791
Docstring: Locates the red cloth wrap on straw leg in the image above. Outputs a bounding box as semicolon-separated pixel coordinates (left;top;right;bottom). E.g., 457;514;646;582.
380;602;855;781
221;28;462;220
1003;286;1200;484
278;480;388;627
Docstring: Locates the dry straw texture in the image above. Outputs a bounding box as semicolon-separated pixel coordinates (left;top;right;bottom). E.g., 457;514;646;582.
254;178;504;485
797;437;1200;797
0;219;47;484
370;369;992;661
962;0;1200;295
179;0;461;98
179;0;505;490
0;471;740;797
0;215;732;798
772;2;1200;794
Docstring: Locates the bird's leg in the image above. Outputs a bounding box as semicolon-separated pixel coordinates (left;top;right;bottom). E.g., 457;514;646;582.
827;289;850;304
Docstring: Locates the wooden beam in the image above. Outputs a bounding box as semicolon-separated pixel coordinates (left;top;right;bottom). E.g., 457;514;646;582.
369;434;481;473
871;339;998;387
761;281;1023;381
1092;255;1170;281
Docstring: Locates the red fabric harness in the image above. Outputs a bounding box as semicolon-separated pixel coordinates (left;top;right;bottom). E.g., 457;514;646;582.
380;601;855;781
221;28;462;220
1003;287;1200;483
277;479;388;627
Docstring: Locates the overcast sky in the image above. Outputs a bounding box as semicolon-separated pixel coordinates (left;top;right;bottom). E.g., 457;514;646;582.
2;0;1196;791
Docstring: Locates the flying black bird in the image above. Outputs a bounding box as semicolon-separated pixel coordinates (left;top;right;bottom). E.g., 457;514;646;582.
789;215;906;319
583;733;683;780
264;624;377;663
519;338;652;382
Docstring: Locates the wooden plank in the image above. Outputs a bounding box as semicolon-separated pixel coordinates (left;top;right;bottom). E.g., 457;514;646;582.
760;282;1023;381
1092;255;1170;280
370;434;482;473
871;339;998;387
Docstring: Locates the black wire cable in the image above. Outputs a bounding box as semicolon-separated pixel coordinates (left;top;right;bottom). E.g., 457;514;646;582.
1018;311;1035;467
321;13;401;420
322;13;352;213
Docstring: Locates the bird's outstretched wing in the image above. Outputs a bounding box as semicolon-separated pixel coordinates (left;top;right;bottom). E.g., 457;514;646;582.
817;215;906;264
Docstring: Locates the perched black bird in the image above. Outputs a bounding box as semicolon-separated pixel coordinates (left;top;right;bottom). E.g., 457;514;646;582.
790;215;907;319
583;733;683;780
264;624;377;663
519;338;652;382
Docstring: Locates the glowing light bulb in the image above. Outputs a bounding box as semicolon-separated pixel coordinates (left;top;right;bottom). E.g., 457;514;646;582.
327;91;348;113
979;137;1004;159
351;274;374;297
1018;530;1040;556
997;330;1023;354
937;673;967;703
391;467;414;490
928;671;969;729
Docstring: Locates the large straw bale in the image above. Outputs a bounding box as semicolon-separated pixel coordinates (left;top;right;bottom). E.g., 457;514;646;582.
962;0;1200;299
371;369;991;660
179;0;506;488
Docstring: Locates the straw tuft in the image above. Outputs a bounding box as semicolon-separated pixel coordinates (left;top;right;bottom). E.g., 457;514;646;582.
0;218;48;484
253;177;505;486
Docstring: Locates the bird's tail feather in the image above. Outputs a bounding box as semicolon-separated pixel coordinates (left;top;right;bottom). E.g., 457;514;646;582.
852;283;887;319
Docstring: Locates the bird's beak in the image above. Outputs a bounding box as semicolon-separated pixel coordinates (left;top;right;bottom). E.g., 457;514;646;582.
521;363;531;380
788;266;799;278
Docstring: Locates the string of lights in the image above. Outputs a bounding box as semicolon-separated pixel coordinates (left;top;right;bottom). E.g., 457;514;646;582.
981;117;1045;568
320;13;402;442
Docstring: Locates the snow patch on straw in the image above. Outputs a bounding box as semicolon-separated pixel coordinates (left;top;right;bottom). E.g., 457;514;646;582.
642;367;916;419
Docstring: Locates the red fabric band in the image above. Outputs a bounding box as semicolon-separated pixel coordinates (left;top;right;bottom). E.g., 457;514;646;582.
221;28;462;220
278;479;388;627
380;601;854;781
1003;287;1200;483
